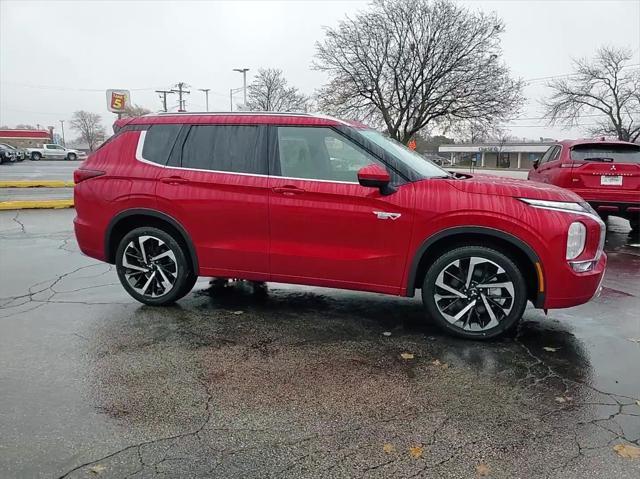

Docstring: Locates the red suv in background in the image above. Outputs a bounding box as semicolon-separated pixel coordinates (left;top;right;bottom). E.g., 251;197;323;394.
74;113;606;339
528;139;640;231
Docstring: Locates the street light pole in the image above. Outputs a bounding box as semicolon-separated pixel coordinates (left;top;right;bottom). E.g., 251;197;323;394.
59;120;66;146
229;88;233;112
233;68;249;107
199;88;210;112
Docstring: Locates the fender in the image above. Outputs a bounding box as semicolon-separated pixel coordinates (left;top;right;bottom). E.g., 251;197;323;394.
405;226;544;305
105;208;199;272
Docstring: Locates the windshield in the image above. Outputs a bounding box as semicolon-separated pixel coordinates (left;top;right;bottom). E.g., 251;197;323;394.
571;144;640;164
359;130;451;179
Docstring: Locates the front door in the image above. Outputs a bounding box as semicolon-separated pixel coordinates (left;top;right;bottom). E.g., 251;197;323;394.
155;124;271;279
268;126;415;295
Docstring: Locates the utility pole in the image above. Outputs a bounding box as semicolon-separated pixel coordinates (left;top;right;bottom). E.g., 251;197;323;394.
171;82;191;112
198;88;211;112
233;68;249;106
229;89;233;112
59;120;66;146
155;90;174;112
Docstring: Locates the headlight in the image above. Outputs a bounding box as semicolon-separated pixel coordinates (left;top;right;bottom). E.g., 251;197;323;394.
566;222;586;260
519;198;589;214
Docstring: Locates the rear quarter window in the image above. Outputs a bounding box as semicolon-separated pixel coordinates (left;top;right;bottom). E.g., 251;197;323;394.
141;124;182;165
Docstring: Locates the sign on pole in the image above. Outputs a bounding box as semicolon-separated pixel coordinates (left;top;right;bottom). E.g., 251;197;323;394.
106;89;130;113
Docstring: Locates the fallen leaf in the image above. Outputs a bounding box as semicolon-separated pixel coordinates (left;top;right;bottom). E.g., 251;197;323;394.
543;346;560;352
627;338;640;343
233;311;244;315
636;400;640;408
409;445;423;458
613;443;640;459
476;462;491;476
400;352;414;360
89;465;106;475
432;359;442;366
383;443;395;454
382;331;392;337
555;397;566;403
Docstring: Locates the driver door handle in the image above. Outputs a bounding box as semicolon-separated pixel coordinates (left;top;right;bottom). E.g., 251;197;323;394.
272;185;306;195
160;176;189;185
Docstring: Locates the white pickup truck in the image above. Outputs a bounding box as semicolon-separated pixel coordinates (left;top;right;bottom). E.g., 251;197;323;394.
25;144;86;161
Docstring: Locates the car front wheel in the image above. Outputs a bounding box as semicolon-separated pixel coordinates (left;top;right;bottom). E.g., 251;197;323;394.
67;153;77;161
422;246;528;340
116;227;194;306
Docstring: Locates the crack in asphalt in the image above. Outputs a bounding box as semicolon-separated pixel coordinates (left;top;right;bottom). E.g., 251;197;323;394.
11;211;26;234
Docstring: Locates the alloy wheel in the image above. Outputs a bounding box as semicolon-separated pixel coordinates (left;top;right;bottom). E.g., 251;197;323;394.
433;256;515;332
121;235;178;298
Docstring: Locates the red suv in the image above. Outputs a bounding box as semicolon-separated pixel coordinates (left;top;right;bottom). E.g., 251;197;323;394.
74;113;606;339
528;138;640;231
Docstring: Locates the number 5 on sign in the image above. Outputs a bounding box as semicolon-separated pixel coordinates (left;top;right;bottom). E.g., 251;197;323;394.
106;89;130;113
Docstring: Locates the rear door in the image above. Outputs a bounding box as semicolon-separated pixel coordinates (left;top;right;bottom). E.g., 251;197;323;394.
568;143;640;192
155;124;270;279
268;126;415;294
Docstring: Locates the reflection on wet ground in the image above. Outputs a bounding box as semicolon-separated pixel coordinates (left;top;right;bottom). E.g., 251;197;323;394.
0;210;638;478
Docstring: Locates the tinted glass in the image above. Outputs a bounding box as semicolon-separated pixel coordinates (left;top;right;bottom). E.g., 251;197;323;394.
277;127;383;182
539;146;556;164
142;124;182;165
358;130;449;178
181;125;265;174
571;144;640;164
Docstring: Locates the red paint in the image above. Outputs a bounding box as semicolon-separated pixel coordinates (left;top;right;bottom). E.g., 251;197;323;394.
74;113;606;312
0;129;50;139
528;139;640;221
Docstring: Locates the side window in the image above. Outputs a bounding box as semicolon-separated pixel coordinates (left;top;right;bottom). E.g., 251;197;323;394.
549;146;561;162
142;124;182;165
276;127;384;182
45;145;55;150
180;125;266;174
540;146;557;165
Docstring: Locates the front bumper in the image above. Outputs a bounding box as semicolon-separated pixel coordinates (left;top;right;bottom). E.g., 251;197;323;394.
544;253;607;309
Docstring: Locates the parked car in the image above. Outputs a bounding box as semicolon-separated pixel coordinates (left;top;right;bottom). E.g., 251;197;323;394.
74;113;606;340
0;143;17;164
0;143;26;162
528;139;639;231
25;144;86;161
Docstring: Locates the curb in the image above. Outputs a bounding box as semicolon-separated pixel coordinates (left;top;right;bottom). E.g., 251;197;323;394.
0;199;74;210
0;180;74;188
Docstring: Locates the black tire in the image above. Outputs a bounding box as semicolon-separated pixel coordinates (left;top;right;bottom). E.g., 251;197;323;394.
421;246;528;340
116;226;193;306
67;153;77;161
629;216;639;232
31;152;41;161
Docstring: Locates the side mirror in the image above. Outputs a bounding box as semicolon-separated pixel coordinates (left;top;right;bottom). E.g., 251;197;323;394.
533;159;540;170
357;164;395;195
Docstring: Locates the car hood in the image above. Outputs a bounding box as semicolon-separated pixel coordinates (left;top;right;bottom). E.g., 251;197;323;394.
446;173;582;202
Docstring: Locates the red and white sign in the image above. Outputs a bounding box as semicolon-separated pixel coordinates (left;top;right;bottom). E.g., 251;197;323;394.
106;89;130;113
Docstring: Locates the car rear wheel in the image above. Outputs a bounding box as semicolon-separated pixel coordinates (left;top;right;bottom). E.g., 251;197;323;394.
31;152;41;161
116;227;194;306
422;246;528;340
67;153;77;161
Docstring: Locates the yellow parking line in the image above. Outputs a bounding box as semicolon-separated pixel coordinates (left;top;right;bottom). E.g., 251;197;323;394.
0;180;75;188
0;199;74;210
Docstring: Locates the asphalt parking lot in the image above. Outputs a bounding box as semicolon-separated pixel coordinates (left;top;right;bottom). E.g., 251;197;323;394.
1;209;639;479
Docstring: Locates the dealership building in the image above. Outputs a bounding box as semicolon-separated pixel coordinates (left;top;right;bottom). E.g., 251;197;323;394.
439;141;554;170
0;129;52;148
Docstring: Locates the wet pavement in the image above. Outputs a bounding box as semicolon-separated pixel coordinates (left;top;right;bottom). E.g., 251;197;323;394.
0;209;639;479
0;160;81;181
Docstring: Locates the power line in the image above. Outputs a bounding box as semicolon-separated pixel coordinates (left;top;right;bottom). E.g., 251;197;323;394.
524;64;639;83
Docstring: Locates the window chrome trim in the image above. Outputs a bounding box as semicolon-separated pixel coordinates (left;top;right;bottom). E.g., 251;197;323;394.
134;130;360;185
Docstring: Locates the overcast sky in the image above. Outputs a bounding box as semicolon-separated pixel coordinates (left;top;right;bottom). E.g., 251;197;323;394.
1;0;638;141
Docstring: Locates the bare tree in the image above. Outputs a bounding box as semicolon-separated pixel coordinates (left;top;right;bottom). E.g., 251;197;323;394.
246;68;309;112
121;104;152;118
314;0;523;144
15;124;37;130
543;46;640;142
70;111;106;151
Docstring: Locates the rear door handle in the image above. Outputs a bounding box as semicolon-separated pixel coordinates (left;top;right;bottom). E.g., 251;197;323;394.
272;185;306;195
160;176;189;185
